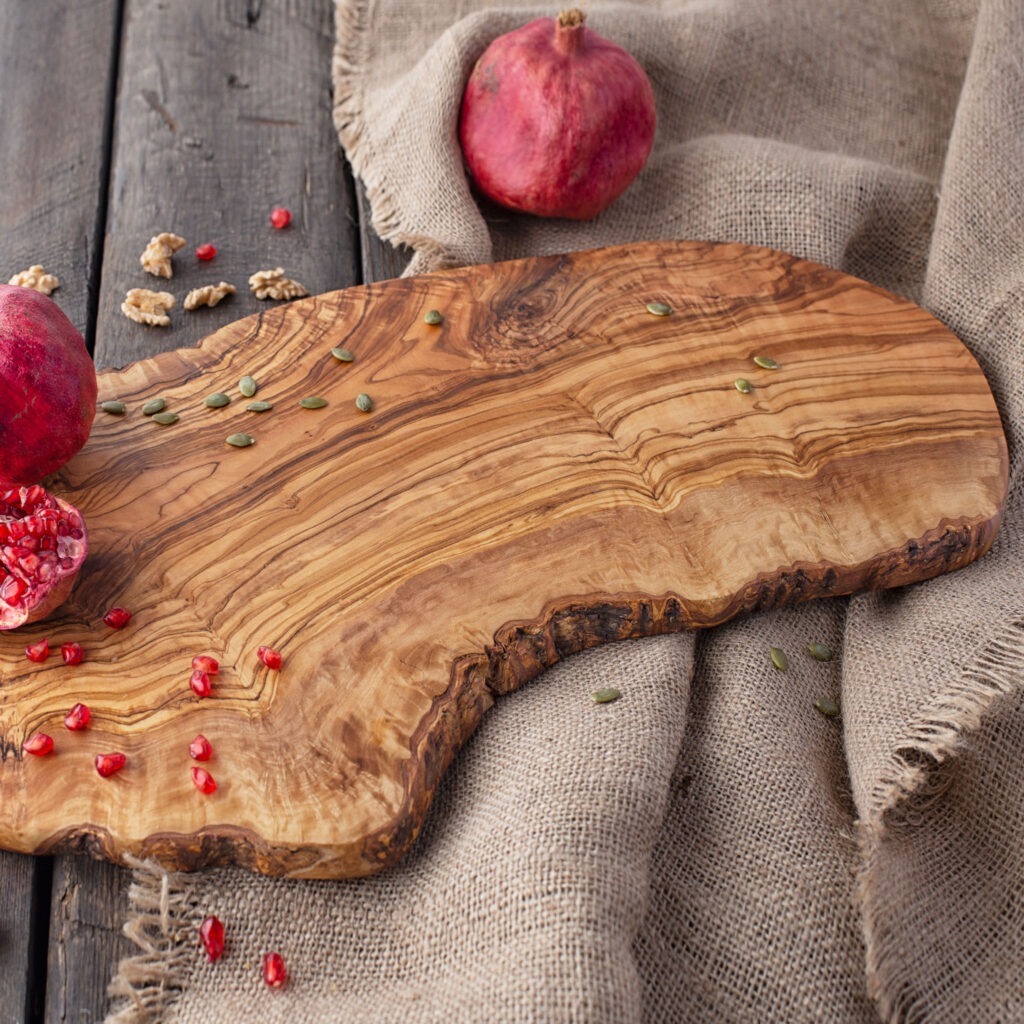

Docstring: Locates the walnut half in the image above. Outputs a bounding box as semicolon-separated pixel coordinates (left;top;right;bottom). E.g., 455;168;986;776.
141;232;186;278
184;281;237;310
122;288;175;327
248;267;308;301
8;265;59;295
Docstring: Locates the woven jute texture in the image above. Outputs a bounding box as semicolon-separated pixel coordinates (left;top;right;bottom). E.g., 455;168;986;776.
107;0;1024;1020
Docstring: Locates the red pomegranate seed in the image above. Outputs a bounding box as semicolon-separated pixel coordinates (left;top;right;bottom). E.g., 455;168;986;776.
189;734;212;761
191;766;217;794
269;206;291;229
61;642;84;665
95;751;126;777
191;654;219;675
25;639;49;662
199;915;225;962
103;607;132;629
64;702;91;731
23;732;54;756
261;951;287;988
195;243;217;261
190;669;212;698
257;645;282;670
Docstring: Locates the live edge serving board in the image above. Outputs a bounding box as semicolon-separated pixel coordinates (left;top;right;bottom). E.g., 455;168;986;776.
0;241;1008;878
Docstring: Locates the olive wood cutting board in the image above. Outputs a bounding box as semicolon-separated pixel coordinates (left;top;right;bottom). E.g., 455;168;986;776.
0;240;1008;878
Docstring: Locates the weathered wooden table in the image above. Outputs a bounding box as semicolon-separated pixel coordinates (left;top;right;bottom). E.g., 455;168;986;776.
0;1;405;1016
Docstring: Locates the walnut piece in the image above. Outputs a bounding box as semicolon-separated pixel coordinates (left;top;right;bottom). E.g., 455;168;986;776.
184;281;237;310
8;265;59;294
140;232;186;278
121;288;175;327
248;267;308;301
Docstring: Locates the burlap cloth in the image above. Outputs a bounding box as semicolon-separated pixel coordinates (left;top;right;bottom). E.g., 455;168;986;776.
107;0;1024;1020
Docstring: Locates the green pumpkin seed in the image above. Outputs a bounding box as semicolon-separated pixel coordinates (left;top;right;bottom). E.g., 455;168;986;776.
299;396;327;409
246;400;273;413
770;646;789;671
592;687;622;704
355;393;373;413
646;301;672;317
814;697;840;718
753;355;780;370
808;641;834;662
423;309;443;326
331;347;355;363
226;432;255;447
141;398;166;416
735;378;753;394
151;411;179;425
100;400;127;415
204;393;231;408
239;375;258;398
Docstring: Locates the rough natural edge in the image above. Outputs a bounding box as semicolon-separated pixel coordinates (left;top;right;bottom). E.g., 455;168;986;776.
104;855;200;1024
856;616;1024;1023
42;512;1003;881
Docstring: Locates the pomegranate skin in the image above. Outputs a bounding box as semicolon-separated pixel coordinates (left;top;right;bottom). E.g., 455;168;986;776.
0;284;98;487
458;9;656;220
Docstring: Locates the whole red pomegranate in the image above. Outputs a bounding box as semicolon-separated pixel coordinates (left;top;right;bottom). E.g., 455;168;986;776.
458;9;656;220
0;284;98;487
0;485;88;629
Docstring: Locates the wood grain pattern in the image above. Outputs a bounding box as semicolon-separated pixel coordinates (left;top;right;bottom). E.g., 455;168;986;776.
0;240;1008;879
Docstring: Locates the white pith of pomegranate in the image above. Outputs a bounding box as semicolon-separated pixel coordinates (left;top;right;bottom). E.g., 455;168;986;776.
0;485;88;630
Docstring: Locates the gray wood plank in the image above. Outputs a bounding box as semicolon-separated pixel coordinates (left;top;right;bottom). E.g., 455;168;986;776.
45;860;131;1024
0;853;47;1023
94;0;360;371
0;1;124;1020
0;0;123;343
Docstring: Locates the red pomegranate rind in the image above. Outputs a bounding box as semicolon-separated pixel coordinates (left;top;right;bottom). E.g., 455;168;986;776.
458;9;656;220
0;486;88;630
0;285;97;487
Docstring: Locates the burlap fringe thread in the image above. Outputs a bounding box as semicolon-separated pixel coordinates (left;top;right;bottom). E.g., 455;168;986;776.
105;855;199;1023
857;617;1024;1023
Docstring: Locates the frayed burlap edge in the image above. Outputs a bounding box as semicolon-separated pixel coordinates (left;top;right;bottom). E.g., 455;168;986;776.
104;856;198;1024
332;0;453;275
856;617;1024;1024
